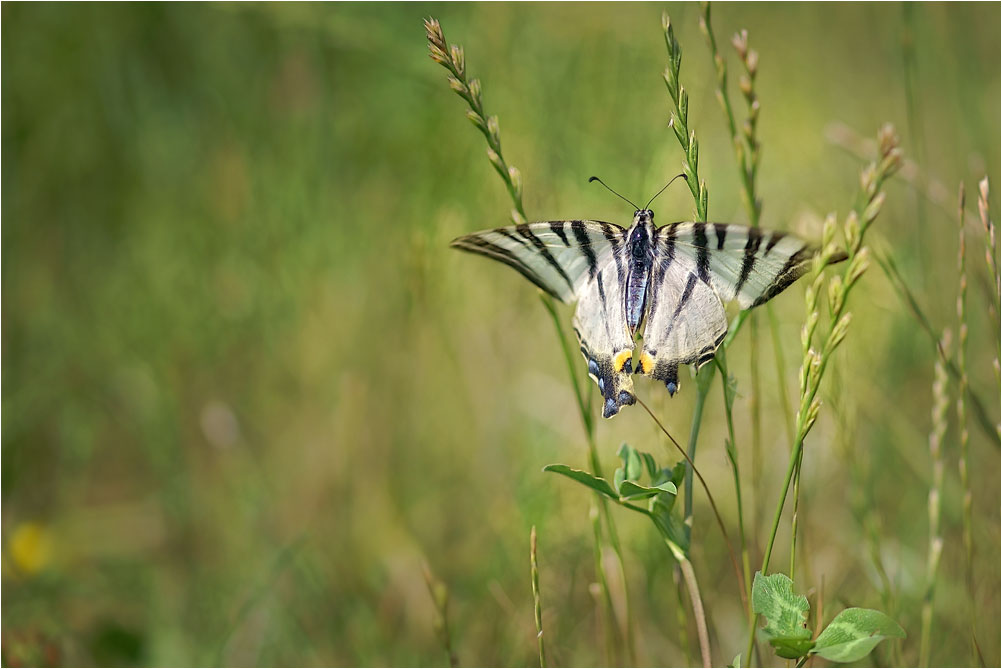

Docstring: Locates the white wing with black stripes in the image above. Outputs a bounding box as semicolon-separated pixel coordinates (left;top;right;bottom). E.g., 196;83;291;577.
635;227;729;393
451;220;638;417
450;221;621;302
452;213;823;417
636;221;818;394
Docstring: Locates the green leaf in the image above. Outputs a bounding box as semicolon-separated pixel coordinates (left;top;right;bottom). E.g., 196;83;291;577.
542;464;617;499
616;443;643;482
751;572;812;643
768;636;815;660
668;460;686;486
728;653;741;668
653;481;677;494
613;465;626;494
618;480;658;500
649;492;689;555
641;451;659;480
812;608;906;663
617;479;677;500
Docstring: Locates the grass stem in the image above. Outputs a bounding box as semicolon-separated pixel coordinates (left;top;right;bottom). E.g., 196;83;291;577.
715;352;753;615
678;554;712;668
956;183;977;666
700;4;802;585
684;377;709;545
919;330;950;667
672;566;693;665
422;563;459;667
530;526;547;668
425;18;634;662
744;126;901;666
636;396;748;611
978;177;1001;388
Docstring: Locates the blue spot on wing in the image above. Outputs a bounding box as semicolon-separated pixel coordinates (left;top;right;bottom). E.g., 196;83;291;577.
603;397;619;418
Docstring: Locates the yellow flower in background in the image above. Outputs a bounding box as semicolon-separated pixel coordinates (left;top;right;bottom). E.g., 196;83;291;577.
9;522;54;576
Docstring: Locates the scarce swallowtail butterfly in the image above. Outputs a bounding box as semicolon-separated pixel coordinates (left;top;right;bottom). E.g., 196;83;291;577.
451;178;824;419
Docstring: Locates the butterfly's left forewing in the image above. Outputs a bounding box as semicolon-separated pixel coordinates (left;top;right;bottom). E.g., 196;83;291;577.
451;221;622;302
452;220;637;418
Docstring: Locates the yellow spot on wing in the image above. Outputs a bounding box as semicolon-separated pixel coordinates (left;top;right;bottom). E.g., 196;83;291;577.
613;350;632;373
638;352;655;375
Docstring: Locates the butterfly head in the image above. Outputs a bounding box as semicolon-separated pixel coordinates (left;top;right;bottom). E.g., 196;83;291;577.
628;210;657;249
634;209;654;224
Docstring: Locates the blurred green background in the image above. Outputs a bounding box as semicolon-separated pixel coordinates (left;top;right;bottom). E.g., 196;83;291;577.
2;3;999;666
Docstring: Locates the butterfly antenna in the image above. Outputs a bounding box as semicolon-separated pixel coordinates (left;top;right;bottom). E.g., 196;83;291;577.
644;173;687;210
588;176;640;210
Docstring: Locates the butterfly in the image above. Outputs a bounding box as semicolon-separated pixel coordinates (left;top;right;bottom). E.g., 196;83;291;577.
451;186;821;419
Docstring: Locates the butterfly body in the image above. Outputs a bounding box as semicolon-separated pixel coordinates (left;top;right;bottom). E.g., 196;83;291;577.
625;210;655;336
452;209;818;418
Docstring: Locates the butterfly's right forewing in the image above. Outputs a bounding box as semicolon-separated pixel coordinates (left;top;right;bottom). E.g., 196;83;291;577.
451;220;637;417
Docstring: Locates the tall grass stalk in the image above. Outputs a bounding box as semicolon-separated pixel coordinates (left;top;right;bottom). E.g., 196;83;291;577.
637;396;746;610
663;20;769;608
699;2;800;589
662;12;708;223
701;20;768;492
530;526;546;668
678;556;711;668
955;183;977;665
978;177;1000;387
744;125;901;665
662;10;751;618
662;10;711;553
919;330;950;667
699;11;784;504
422;563;459;667
635;398;724;668
671;566;693;665
714;353;753;607
589;505;615;664
424;18;635;663
696;5;756;609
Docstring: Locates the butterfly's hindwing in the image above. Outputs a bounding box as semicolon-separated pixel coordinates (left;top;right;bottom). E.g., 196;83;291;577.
636;227;729;394
571;245;637;418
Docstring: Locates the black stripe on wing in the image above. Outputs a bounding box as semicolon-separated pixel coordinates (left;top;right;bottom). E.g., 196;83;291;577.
549;221;570;246
664;273;698;338
750;244;813;307
600;222;626;284
647;224;677;319
734;227;764;297
570;220;599;279
712;223;728;250
691;222;711;283
451;235;563;299
516;223;575;292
